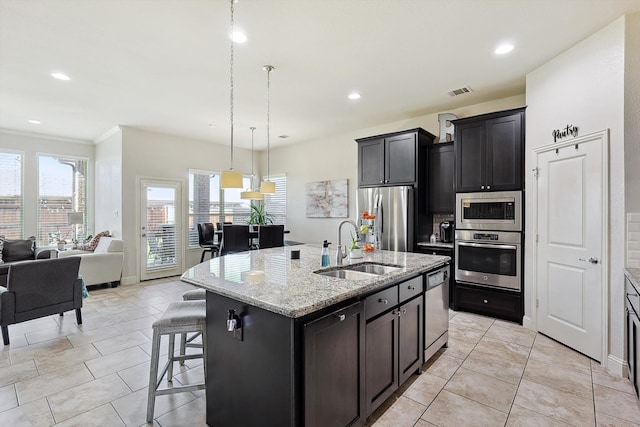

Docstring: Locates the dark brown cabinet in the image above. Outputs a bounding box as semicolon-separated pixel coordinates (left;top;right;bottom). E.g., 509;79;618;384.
454;107;525;193
364;276;423;416
428;142;454;213
304;301;365;427
357;128;435;187
454;282;522;324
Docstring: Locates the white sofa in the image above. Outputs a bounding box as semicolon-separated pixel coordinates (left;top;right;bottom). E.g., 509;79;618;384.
58;237;125;287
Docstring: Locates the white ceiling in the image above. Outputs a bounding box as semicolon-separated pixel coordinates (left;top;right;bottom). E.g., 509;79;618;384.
1;0;639;149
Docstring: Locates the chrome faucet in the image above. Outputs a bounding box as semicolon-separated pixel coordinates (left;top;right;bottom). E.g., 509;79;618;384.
336;219;358;265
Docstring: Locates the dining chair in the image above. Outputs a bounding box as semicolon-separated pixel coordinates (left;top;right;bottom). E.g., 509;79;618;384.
197;223;219;262
220;224;251;255
258;224;285;249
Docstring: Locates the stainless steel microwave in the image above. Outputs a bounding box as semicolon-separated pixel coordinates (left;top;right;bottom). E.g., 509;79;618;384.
455;191;522;231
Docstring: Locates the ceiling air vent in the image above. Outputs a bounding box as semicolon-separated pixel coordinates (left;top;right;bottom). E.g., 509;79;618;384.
448;86;473;97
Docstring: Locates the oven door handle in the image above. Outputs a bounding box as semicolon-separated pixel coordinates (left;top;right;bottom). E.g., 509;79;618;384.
457;242;518;250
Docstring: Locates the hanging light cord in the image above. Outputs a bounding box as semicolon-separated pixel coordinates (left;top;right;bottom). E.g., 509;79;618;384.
264;65;274;181
229;0;235;170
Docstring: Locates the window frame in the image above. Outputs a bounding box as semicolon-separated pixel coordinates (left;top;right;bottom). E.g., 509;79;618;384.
0;149;24;239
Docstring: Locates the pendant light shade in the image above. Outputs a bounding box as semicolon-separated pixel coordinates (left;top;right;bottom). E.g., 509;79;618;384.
241;127;264;200
259;180;275;193
260;65;276;194
221;169;243;188
221;0;244;189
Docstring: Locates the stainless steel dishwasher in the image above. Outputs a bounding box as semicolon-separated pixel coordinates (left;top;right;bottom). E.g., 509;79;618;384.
424;264;450;362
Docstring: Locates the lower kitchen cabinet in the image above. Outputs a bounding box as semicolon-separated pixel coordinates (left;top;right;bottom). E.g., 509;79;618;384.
455;282;522;324
365;276;424;416
626;277;640;397
304;301;365;427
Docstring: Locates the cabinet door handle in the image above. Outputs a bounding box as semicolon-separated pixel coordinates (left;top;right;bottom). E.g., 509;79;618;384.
378;298;388;305
407;285;415;290
487;185;491;190
481;185;485;189
483;299;489;304
380;180;384;184
335;313;346;321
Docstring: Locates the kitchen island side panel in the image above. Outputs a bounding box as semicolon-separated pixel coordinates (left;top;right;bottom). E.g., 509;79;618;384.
206;292;298;427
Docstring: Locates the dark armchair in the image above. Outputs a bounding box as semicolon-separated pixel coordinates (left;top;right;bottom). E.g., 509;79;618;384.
0;257;83;345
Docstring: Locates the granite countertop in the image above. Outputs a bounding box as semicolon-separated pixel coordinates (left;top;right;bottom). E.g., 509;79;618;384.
626;268;640;290
416;241;454;249
181;244;449;319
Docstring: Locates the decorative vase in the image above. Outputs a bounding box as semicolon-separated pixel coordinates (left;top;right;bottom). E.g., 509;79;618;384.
57;242;65;251
350;248;363;259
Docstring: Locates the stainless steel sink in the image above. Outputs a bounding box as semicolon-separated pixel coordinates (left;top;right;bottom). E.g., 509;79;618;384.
343;263;402;275
314;263;403;280
315;269;378;280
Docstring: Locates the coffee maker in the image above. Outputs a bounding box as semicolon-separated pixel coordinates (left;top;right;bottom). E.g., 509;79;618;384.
439;220;454;243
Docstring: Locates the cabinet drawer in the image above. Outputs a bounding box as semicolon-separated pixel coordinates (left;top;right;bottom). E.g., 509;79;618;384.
455;283;521;323
399;276;423;303
365;286;398;320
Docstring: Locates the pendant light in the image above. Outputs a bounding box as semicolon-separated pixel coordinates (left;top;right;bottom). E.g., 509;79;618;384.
220;0;243;189
260;65;276;194
240;127;264;200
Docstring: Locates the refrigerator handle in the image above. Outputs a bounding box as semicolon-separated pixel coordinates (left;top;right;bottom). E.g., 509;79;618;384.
377;193;383;235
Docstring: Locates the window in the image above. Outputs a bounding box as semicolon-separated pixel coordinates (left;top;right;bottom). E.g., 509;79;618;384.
264;174;287;226
0;151;23;239
188;171;256;248
38;155;88;246
187;170;252;248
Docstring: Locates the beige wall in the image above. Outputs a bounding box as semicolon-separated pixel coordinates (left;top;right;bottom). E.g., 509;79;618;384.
118;126;254;283
525;14;637;374
261;95;526;247
94;127;123;238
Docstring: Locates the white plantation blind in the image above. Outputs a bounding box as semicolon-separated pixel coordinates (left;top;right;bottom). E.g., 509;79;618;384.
264;174;287;225
0;151;23;239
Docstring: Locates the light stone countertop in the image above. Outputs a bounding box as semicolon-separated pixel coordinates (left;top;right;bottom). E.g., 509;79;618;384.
181;244;449;319
626;268;640;290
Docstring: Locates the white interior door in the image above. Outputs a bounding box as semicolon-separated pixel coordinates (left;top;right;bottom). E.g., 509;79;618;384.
535;131;608;361
140;179;182;281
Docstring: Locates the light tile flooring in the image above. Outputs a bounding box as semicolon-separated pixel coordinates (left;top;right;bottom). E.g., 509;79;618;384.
0;277;638;427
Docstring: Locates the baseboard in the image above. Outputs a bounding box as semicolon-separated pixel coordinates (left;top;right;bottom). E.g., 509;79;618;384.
522;315;534;331
607;354;628;378
121;275;138;286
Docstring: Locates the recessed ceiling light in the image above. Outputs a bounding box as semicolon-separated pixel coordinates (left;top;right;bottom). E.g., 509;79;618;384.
208;124;216;128
495;44;514;55
50;72;71;81
230;31;247;43
28;119;41;124
279;135;289;139
348;92;361;100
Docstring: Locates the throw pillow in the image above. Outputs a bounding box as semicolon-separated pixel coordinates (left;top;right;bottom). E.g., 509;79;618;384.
79;230;110;251
0;236;36;262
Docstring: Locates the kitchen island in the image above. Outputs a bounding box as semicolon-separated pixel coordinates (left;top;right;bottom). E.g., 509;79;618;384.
181;244;449;427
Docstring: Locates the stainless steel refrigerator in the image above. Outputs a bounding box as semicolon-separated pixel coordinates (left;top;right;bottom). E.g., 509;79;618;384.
357;186;413;252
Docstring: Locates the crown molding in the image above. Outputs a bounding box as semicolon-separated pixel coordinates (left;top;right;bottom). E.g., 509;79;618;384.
0;128;93;145
94;125;122;144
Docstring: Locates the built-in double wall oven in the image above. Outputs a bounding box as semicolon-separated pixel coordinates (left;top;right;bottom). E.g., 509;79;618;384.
455;191;522;292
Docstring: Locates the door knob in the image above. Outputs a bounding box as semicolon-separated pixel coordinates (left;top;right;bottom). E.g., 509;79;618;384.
141;233;146;237
589;257;599;264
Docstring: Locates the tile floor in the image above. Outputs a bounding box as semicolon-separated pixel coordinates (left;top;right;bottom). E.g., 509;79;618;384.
0;277;638;427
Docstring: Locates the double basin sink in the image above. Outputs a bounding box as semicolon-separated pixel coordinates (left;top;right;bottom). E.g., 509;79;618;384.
315;262;403;280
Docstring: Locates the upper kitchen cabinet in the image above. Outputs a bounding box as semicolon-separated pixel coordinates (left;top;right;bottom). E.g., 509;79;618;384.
454;107;525;193
428;141;454;213
357;128;435;187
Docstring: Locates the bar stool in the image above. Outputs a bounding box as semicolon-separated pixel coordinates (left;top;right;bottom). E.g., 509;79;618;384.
146;300;206;423
179;289;207;363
